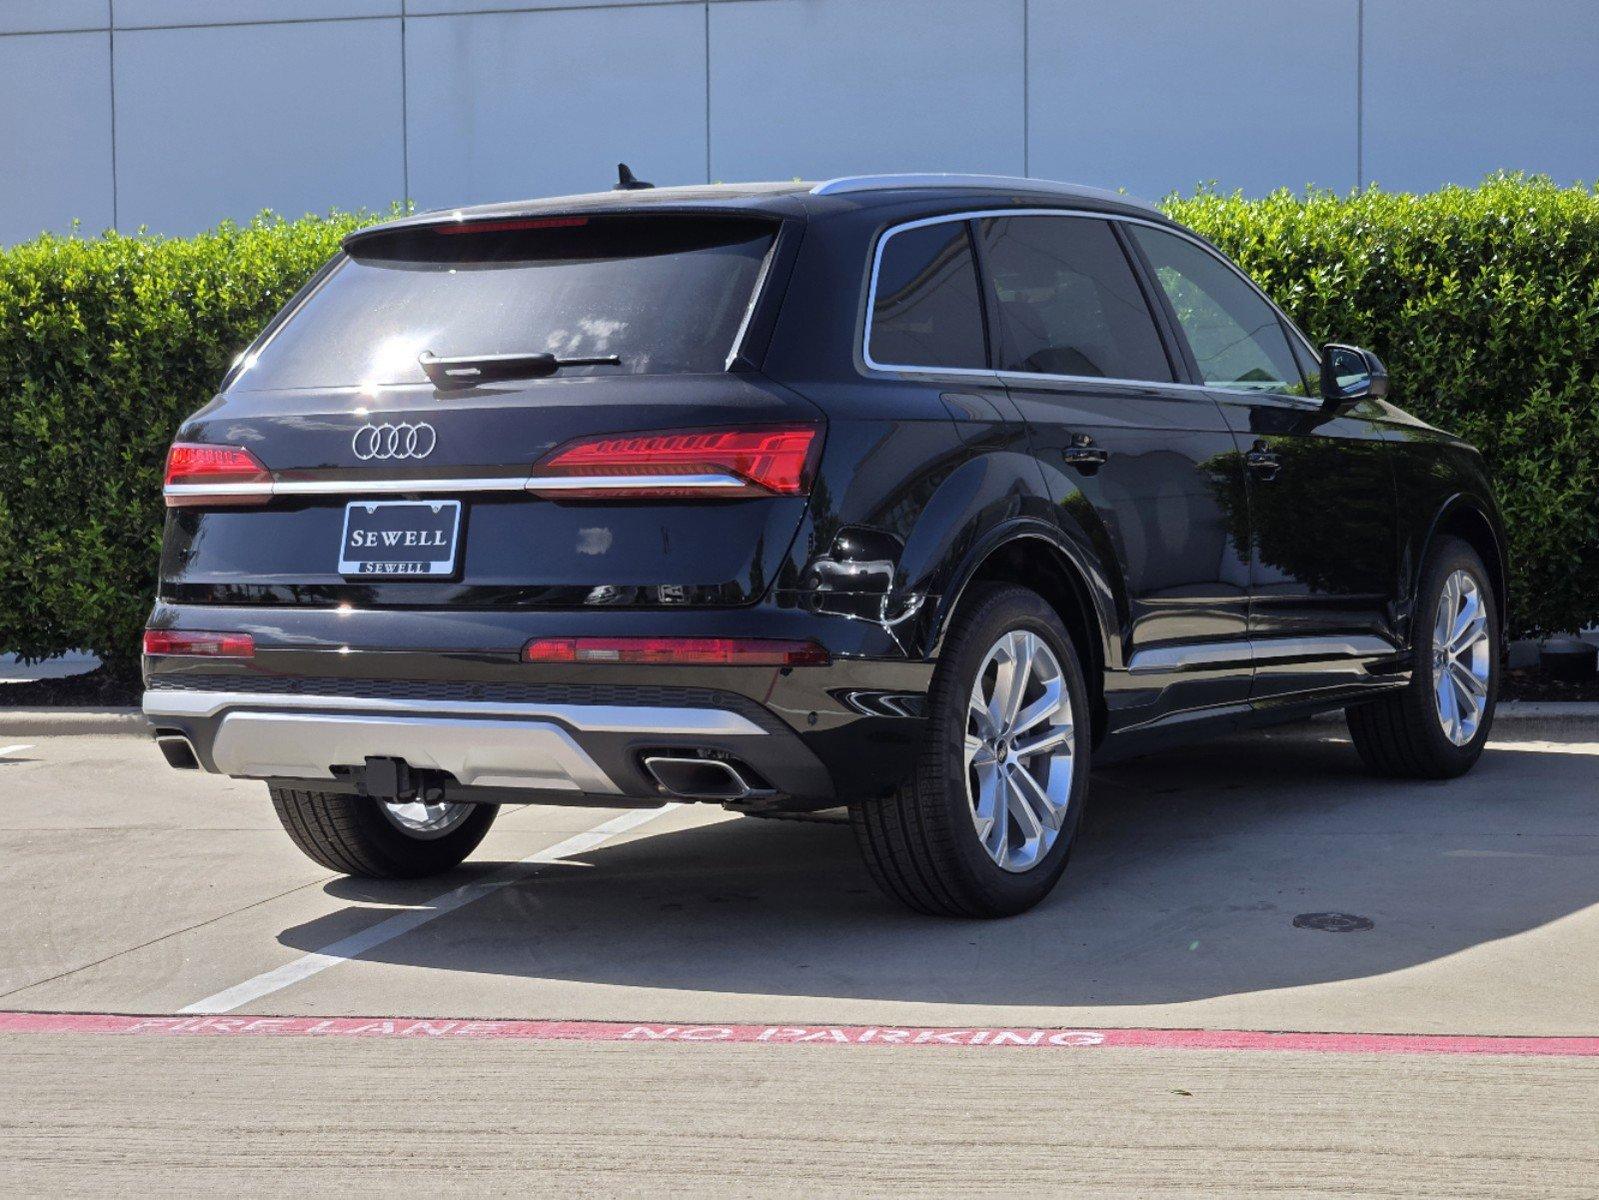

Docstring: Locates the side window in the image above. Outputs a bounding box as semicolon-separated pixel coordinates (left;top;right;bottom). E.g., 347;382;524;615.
867;222;986;370
978;215;1172;382
1129;225;1305;395
1288;333;1322;399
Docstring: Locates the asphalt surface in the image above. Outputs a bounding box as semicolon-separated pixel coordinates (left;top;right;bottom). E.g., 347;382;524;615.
1;715;1595;1195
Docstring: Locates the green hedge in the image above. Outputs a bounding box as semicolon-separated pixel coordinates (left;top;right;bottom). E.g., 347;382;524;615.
1166;173;1599;641
0;211;386;673
2;178;1596;674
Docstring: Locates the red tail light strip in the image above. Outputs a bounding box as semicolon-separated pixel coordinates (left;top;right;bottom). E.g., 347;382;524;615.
529;427;820;499
163;443;273;507
522;637;830;666
161;427;820;503
142;630;255;658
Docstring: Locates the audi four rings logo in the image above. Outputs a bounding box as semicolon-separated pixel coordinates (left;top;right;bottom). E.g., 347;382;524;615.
352;422;437;460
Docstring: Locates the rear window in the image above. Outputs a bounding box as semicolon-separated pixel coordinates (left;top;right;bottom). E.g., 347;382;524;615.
234;216;776;390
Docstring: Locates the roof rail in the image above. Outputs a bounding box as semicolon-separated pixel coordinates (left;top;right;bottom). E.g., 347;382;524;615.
809;173;1157;212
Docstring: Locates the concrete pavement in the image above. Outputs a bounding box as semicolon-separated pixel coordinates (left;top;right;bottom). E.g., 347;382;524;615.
0;716;1595;1194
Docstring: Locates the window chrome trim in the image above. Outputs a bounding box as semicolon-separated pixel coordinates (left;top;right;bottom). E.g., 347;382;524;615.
861;207;1322;406
725;233;780;371
1127;635;1400;675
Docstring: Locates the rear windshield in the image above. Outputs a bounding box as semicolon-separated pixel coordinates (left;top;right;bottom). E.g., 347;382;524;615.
234;216;776;390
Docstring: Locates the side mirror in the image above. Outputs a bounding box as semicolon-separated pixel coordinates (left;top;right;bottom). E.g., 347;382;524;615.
1320;343;1388;407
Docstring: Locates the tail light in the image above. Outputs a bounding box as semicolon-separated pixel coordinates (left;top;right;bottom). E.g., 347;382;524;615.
164;443;272;507
528;426;820;499
522;636;829;666
142;630;255;658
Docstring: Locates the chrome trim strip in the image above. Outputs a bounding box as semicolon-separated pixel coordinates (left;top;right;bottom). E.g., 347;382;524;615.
209;711;619;793
861;207;1321;406
274;476;526;496
1127;636;1399;675
142;690;767;737
162;482;279;500
164;472;750;502
812;174;1158;213
1251;636;1398;663
1129;643;1256;673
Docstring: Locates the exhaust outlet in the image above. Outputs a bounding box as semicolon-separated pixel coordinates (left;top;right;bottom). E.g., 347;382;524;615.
155;734;200;770
643;755;764;800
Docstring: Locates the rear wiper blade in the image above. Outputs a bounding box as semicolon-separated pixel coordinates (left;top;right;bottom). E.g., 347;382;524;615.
418;350;621;389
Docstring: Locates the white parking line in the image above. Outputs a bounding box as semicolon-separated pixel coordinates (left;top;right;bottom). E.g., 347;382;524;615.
179;804;683;1015
0;744;35;759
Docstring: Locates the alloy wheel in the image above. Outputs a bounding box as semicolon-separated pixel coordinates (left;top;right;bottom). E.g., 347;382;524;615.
964;629;1076;873
1432;569;1492;746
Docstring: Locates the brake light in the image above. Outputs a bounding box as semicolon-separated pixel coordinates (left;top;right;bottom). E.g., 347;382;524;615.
521;636;829;666
529;427;820;499
142;630;255;658
437;216;589;234
163;443;272;507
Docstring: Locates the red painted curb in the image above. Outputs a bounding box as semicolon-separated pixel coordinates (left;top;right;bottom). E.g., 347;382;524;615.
1;1011;1595;1056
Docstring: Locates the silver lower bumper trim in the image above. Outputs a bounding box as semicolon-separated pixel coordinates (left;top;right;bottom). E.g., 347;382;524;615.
141;689;766;737
210;711;619;792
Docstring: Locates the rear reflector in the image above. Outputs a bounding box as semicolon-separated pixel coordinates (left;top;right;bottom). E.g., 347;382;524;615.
529;427;820;499
142;630;255;658
164;443;272;507
521;636;829;666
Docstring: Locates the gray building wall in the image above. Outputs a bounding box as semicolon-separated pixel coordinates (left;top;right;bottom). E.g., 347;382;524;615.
2;0;1596;245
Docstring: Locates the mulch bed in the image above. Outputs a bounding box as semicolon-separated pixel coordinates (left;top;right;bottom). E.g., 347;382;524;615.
0;666;142;708
1500;666;1599;703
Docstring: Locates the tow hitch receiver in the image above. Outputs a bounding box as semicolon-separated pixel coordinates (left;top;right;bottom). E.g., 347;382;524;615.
358;756;417;802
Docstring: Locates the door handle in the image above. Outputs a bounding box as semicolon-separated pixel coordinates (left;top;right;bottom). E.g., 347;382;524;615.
1061;435;1110;474
1245;440;1282;481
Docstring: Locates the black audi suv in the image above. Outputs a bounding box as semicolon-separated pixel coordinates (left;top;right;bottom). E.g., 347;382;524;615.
144;173;1506;917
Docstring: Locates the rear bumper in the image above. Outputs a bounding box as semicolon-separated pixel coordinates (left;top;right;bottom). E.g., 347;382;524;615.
142;601;936;808
143;683;842;806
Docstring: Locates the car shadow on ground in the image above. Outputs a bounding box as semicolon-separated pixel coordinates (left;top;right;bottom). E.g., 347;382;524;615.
278;724;1599;1008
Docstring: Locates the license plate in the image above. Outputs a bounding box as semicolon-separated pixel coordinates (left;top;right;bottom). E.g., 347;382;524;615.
339;500;461;577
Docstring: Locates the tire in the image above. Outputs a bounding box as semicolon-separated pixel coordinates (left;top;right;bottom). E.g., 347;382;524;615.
1346;535;1499;779
850;583;1092;918
269;786;497;878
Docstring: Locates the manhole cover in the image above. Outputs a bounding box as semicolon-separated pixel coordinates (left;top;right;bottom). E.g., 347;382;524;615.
1292;912;1374;933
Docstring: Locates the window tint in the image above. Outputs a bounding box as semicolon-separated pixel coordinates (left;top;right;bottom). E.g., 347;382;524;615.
868;222;986;369
978;215;1172;382
1288;334;1322;399
1130;226;1305;394
237;217;775;390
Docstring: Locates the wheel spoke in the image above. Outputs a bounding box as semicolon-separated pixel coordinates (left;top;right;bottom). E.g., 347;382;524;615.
1449;595;1484;653
1008;762;1064;831
1004;769;1047;841
968;691;996;740
1451;675;1479;736
990;633;1035;733
1434;576;1456;648
1450;660;1488;699
972;764;1004;855
1013;721;1073;759
1011;677;1064;736
1436;667;1460;741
